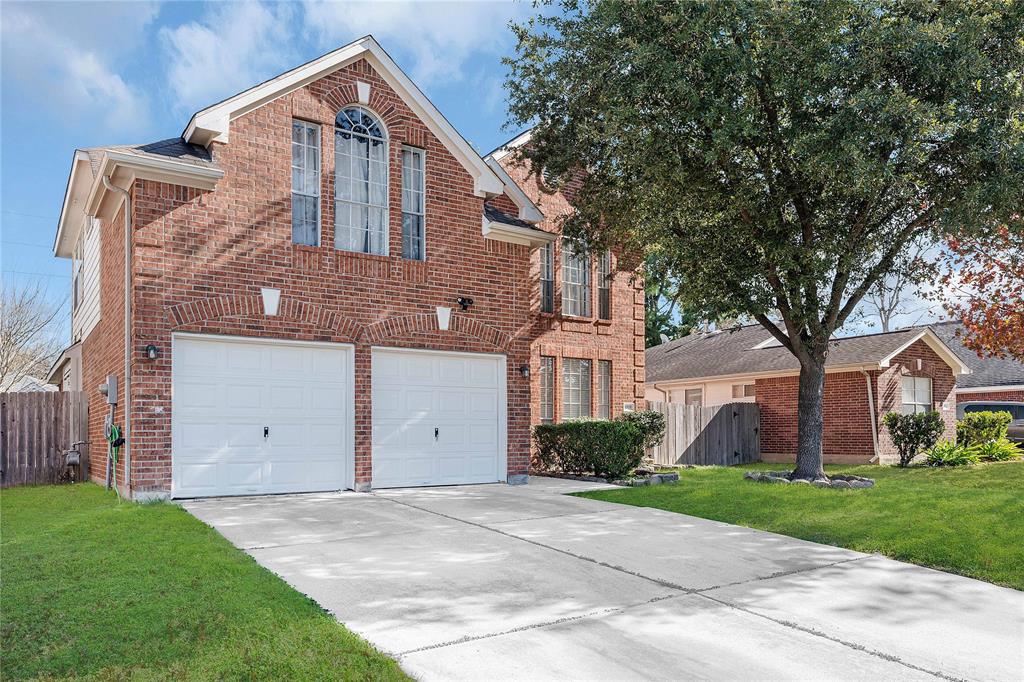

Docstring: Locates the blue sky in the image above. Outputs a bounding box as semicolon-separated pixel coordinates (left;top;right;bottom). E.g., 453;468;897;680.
1;0;532;333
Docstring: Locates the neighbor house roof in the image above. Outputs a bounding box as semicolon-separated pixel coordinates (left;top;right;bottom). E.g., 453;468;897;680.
646;324;970;385
929;321;1024;390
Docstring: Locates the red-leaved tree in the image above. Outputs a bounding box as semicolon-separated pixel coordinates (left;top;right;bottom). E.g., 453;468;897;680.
943;219;1023;361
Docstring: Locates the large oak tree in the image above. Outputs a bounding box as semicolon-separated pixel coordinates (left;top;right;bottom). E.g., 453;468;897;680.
505;0;1024;479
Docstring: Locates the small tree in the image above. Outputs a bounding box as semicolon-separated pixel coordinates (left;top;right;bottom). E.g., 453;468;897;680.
883;411;945;467
0;284;65;392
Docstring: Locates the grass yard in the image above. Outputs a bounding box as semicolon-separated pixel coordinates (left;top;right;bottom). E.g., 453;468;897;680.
1;484;408;680
578;461;1024;591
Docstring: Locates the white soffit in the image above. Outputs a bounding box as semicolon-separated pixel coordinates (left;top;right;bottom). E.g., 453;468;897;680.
182;35;503;198
481;216;556;248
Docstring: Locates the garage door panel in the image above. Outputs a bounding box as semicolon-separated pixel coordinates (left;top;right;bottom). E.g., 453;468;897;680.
372;349;504;488
173;336;352;498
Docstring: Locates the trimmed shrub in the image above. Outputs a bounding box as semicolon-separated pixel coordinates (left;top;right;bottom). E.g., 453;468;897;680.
956;411;1013;446
883;411;946;467
533;420;645;479
618;410;666;450
925;441;980;467
973;437;1023;462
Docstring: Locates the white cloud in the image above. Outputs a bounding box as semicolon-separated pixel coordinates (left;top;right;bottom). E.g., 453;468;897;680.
159;1;300;114
0;2;156;132
301;0;527;86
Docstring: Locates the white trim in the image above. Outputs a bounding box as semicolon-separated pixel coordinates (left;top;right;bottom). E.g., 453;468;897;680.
183;35;503;198
53;151;94;257
489;130;533;162
484;157;544;223
356;81;370;104
956;384;1024;394
878;328;971;375
482;216;556;247
647;363;883;389
369;346;508;487
171;332;357;496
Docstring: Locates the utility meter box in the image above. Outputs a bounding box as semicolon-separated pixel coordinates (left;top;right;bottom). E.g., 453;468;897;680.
100;375;118;404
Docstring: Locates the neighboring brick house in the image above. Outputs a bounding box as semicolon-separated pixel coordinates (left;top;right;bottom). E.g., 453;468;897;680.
645;325;971;464
51;36;644;500
930;321;1024;404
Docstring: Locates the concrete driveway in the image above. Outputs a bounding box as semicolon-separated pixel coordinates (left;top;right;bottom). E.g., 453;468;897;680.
184;478;1023;681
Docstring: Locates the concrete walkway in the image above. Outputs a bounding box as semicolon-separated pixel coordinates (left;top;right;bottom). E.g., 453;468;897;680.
184;478;1024;681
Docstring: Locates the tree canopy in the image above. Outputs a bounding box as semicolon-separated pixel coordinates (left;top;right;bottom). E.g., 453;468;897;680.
506;0;1024;477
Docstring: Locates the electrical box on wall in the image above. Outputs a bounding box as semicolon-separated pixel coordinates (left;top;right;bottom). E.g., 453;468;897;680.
99;375;118;404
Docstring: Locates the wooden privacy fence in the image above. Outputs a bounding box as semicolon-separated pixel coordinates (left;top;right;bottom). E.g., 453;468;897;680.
647;400;760;466
0;391;89;488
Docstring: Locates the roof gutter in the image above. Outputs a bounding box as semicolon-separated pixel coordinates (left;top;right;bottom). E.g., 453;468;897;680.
102;175;133;497
861;370;881;463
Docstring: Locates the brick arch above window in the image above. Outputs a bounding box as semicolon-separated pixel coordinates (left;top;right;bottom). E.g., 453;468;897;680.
166;294;362;340
320;86;402;133
361;312;513;350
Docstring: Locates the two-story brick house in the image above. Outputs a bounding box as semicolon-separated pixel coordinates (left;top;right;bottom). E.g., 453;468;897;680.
52;36;645;500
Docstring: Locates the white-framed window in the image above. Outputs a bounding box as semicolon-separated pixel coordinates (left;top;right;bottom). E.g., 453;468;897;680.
72;236;83;311
597;250;612;320
732;383;756;399
562;239;591;317
901;376;933;414
683;388;703;406
540;242;554;313
562;357;592;420
597;360;612;419
335;106;388;255
291;119;321;246
539;356;555;424
401;146;425;260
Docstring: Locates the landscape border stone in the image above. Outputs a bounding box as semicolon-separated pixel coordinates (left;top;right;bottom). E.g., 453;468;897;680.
743;470;875;489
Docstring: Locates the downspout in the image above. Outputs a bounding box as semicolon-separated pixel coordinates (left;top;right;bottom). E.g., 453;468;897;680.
102;175;132;496
861;370;880;463
652;383;670;402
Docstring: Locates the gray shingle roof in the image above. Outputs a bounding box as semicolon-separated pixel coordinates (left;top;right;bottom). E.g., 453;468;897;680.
645;324;929;383
929;321;1024;389
80;138;218;176
484;202;538;230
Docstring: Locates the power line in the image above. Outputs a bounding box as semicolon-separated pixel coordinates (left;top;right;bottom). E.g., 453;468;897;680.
1;209;59;221
1;239;52;249
2;270;70;279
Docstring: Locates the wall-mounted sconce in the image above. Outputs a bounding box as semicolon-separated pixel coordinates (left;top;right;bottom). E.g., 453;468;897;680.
519;365;530;379
456;296;474;311
145;344;159;360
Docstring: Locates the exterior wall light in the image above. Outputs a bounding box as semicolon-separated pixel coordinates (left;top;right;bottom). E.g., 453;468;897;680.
456;296;474;311
145;344;159;360
519;365;530;379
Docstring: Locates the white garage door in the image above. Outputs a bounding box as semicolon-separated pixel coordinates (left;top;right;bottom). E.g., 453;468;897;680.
372;348;506;488
172;334;353;498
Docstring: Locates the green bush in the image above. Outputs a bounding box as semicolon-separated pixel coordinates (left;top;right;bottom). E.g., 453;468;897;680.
957;411;1013;446
618;409;666;449
533;420;645;479
972;437;1023;462
925;441;980;467
883;411;946;467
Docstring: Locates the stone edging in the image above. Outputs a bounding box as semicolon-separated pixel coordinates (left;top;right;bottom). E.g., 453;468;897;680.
744;471;875;489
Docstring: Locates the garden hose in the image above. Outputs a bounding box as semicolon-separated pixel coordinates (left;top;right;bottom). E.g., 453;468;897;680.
108;424;124;501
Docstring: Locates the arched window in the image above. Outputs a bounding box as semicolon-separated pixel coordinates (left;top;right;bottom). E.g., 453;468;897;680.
335;106;388;254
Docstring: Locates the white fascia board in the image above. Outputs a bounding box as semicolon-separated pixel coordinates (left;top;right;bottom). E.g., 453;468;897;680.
183;35;504;198
645;363;884;387
489;129;533;162
956;384;1024;394
482;217;556;247
54;151;94;258
484;157;544;223
878;328;972;375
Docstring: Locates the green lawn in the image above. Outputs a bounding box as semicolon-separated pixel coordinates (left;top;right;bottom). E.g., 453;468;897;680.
578;461;1024;590
1;484;408;680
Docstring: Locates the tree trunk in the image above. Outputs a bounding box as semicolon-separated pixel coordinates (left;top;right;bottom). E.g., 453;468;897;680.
792;356;827;480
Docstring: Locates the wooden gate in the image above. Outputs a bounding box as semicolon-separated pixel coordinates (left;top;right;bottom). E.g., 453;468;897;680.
0;391;90;487
647;400;760;466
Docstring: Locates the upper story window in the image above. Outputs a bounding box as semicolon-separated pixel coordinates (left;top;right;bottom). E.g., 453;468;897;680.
597;250;612;320
335;106;388;255
901;376;932;414
291;120;321;246
401;146;425;260
539;242;554;313
562;239;591;317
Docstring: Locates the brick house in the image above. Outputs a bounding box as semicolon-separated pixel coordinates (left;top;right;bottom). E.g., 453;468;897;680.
930;321;1024;404
51;36;644;500
645;325;971;464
